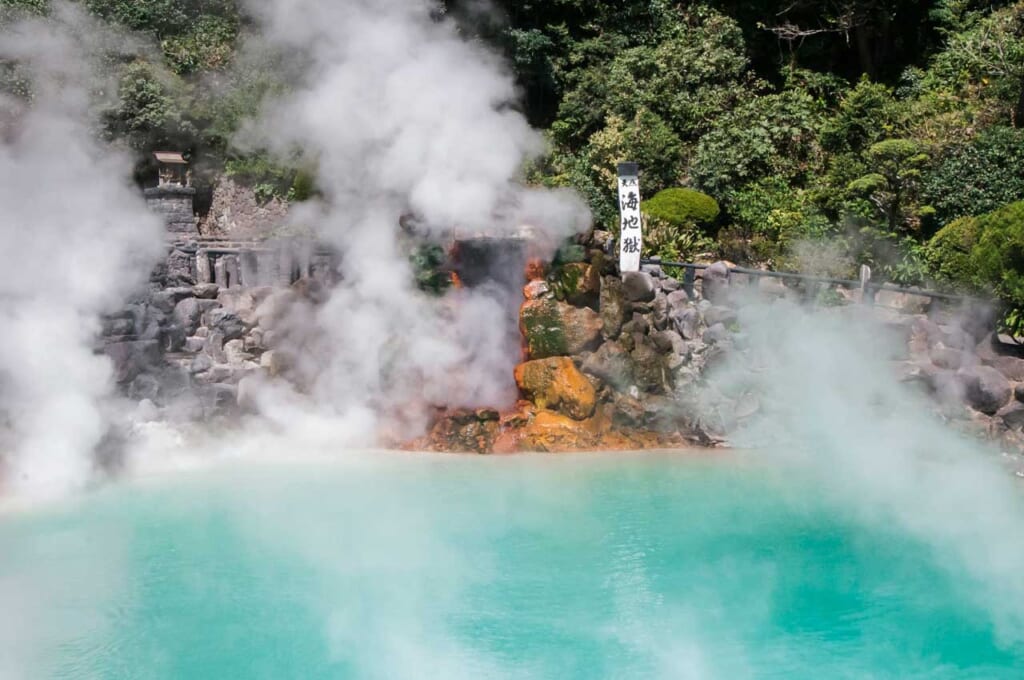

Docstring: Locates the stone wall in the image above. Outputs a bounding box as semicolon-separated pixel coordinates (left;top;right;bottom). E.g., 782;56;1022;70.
144;186;198;238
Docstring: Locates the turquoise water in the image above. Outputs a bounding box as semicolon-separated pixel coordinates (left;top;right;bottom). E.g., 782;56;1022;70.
1;453;1022;679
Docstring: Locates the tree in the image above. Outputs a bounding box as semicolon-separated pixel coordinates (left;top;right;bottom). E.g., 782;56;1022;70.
847;138;932;234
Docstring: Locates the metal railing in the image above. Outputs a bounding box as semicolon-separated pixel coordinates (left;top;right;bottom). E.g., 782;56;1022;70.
642;259;982;307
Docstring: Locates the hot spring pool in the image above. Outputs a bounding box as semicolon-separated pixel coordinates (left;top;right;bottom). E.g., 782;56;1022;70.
1;452;1022;679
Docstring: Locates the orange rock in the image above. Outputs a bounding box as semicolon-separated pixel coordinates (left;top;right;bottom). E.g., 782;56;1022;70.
525;258;548;281
515;357;597;420
516;409;602;452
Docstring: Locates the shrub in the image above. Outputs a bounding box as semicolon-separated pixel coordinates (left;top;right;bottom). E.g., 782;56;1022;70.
643;215;716;264
641;188;719;228
923;126;1024;224
924;215;983;286
970;201;1024;305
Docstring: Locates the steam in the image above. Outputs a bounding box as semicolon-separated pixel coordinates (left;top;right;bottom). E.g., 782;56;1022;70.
236;0;589;439
705;294;1024;642
0;4;164;497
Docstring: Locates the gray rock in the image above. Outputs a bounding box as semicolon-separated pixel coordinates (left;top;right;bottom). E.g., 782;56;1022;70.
173;298;203;336
192;283;220;299
102;315;135;338
666;289;690;311
672;307;701;341
184;337;205;353
189;354;213;375
160;323;186;353
998;402;1024;431
930;345;964;371
599;276;628;339
622;271;656;303
631;338;670;394
701;261;730;302
206;308;247;341
224;339;251;365
650;329;686;355
128;373;161;402
703;306;737;328
703;322;731;345
989;355;1024;382
661;277;681;292
581;342;635;391
104;340;161;384
640;263;664;279
199;383;237;418
958;365;1012;415
204;330;227;363
652;293;669;330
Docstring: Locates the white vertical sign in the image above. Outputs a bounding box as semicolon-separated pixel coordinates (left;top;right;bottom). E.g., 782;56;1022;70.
617;162;642;272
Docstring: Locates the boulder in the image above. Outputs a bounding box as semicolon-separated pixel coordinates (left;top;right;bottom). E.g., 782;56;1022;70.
998;402;1024;431
631;338;670;394
514;409;599;452
204;330;227;363
703;322;731;345
989;355;1024;382
599;276;628;339
164;249;197;288
255;290;299;329
223;338;251;366
581;342;635;391
514;357;597;420
671;306;700;341
173;298;203;336
104;340;161;384
206;308;248;342
550;262;600;306
189;354;213;375
661;277;681;293
930;345;965;371
192;283;220;299
520;299;603;359
621;271;656;303
652;293;669;330
651;329;686;355
523;280;550;300
701;261;730;301
958;365;1012;415
703;306;737;328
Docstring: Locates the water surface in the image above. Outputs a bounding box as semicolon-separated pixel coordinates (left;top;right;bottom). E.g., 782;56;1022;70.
1;453;1021;679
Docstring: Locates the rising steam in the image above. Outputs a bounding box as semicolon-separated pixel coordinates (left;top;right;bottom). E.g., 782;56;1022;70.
236;0;590;440
0;4;164;497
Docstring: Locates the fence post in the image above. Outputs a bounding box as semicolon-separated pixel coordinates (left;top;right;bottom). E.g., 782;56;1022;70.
683;266;696;299
859;265;875;306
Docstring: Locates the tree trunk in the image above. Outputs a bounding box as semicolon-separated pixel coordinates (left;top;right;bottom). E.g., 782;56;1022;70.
1014;73;1024;128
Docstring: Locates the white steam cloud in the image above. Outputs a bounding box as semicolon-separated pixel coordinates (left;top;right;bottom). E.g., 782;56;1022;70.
0;4;164;497
236;0;590;441
707;296;1024;643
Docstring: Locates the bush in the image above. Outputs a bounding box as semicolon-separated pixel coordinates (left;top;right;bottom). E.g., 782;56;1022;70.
641;188;719;228
970;201;1024;305
923;127;1024;224
643;215;716;264
924;215;983;286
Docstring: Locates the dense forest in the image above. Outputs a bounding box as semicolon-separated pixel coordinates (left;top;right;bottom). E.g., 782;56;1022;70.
5;0;1024;328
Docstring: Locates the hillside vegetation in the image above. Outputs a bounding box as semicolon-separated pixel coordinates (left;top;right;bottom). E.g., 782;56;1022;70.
5;0;1024;327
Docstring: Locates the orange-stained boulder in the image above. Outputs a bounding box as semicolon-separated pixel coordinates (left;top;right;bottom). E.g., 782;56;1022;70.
514;357;597;420
515;409;601;452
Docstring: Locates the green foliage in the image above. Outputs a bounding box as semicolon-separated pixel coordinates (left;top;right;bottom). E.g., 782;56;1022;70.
969;200;1024;305
641;188;719;229
691;89;823;199
102;60;195;152
924;214;983;284
85;0;240;73
410;244;451;295
924;126;1024;223
225;154;316;203
728;177;831;265
847;138;933;234
643;216;716;264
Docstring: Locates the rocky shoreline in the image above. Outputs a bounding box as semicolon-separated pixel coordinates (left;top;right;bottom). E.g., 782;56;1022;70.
100;226;1024;457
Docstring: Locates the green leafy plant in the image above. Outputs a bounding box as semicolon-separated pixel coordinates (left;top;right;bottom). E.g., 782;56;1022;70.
641;188;720;228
